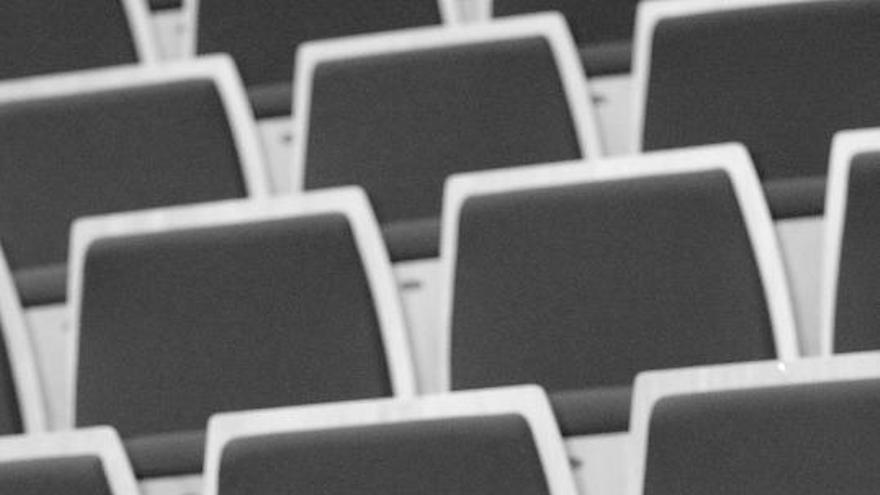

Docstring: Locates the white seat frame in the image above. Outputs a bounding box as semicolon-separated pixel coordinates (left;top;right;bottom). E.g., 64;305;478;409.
289;12;604;193
628;351;880;495
0;247;48;432
65;187;416;428
203;385;578;495
438;143;799;390
0;426;140;495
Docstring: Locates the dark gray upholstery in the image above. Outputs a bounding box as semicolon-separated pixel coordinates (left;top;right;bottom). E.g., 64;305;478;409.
305;37;582;231
493;0;639;47
150;0;181;10
0;320;23;435
196;0;440;105
451;170;776;432
76;214;392;445
642;0;880;218
832;151;880;353
0;455;112;495
643;378;880;495
218;414;551;495
0;79;248;292
0;0;139;81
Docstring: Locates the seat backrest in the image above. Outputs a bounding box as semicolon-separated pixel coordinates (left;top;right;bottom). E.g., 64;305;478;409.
442;144;797;392
69;188;413;437
189;0;450;88
204;386;577;495
491;0;641;46
293;13;601;228
820;128;880;354
634;0;880;183
0;0;156;80
0;247;46;434
0;55;268;286
0;427;139;495
630;353;880;495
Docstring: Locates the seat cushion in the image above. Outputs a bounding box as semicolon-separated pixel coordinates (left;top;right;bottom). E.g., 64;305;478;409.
0;0;138;80
833;151;880;352
452;170;775;392
0;455;112;495
643;0;880;185
0;79;248;273
218;414;551;495
76;214;392;437
644;378;880;495
305;36;582;225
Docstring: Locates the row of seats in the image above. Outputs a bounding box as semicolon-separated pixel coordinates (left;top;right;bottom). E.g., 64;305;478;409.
5;351;880;495
8;0;880;300
2;135;879;472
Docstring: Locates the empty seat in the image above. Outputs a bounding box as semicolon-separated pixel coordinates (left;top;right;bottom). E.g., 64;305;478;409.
630;353;880;495
187;0;451;117
633;0;880;218
0;0;157;80
293;13;602;260
204;385;576;495
0;55;268;307
490;0;640;74
0;427;139;495
68;188;414;477
441;143;798;435
0;248;46;435
820;128;880;354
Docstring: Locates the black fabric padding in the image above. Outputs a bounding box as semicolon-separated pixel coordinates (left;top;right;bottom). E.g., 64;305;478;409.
305;37;582;226
14;264;67;307
218;414;552;495
549;387;631;436
0;0;138;80
493;0;641;47
125;430;205;478
149;0;182;10
382;217;441;262
642;0;880;185
833;152;880;353
248;82;294;119
643;378;880;495
0;455;112;495
763;176;826;219
0;319;23;435
76;214;393;438
196;0;440;88
0;79;247;273
579;41;632;77
452;170;776;395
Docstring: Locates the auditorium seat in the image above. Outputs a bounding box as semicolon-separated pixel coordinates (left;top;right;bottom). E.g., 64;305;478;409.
441;143;798;437
0;0;157;80
68;188;414;479
0;55;268;308
293;13;602;261
630;352;880;495
203;386;576;495
0;248;46;435
633;0;880;218
0;427;139;495
488;0;640;75
820;128;880;355
185;0;453;118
